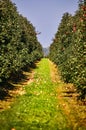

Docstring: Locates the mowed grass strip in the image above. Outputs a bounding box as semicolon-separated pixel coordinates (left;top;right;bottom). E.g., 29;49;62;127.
0;58;71;130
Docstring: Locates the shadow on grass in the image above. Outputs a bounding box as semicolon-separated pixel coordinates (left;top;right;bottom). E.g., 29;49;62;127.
0;82;14;100
10;63;38;84
62;88;86;105
10;71;27;84
0;63;38;101
62;90;77;98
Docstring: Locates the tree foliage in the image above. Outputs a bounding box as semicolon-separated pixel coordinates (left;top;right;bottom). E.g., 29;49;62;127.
0;0;43;82
49;0;86;99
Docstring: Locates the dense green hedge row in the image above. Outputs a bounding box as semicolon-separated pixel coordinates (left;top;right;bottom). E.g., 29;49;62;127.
49;0;86;99
0;0;43;82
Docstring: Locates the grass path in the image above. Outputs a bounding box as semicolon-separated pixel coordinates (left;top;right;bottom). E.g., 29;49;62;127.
0;58;86;130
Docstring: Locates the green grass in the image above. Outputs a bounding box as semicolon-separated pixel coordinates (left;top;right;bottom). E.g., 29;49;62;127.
0;58;72;130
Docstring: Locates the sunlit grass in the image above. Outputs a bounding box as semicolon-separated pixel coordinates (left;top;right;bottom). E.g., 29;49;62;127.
0;58;73;130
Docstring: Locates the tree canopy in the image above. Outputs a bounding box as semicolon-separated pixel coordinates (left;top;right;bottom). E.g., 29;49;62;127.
0;0;43;82
49;0;86;99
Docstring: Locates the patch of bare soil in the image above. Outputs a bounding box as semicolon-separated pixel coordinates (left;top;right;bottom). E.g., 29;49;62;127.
49;60;61;83
49;60;86;129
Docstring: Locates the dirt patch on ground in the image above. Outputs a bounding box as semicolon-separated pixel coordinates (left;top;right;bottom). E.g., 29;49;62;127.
22;71;34;85
49;60;61;83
